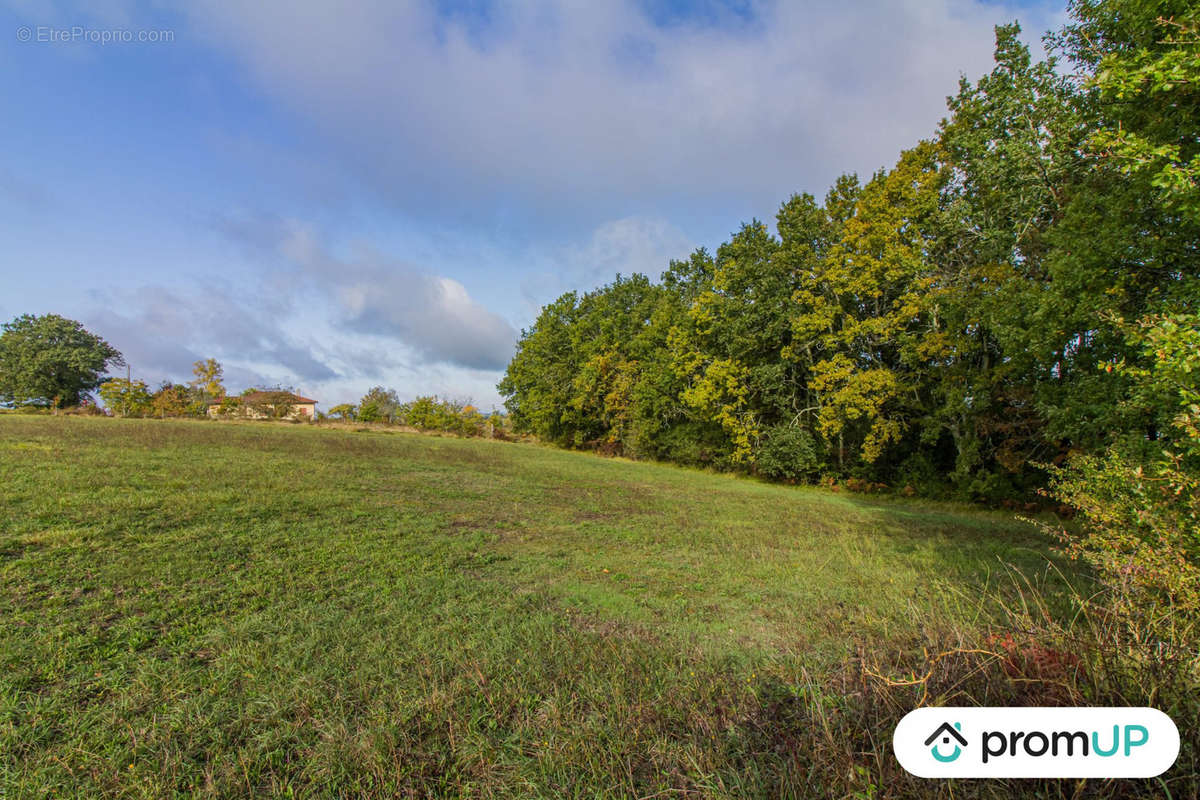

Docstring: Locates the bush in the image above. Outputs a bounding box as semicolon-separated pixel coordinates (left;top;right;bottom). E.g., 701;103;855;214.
61;402;105;416
895;451;940;494
356;400;380;423
402;396;490;437
327;403;357;421
647;422;731;467
755;425;821;482
98;378;153;417
1039;314;1200;651
357;387;401;424
1045;449;1200;624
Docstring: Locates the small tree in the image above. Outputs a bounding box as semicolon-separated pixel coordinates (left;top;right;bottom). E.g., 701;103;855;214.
327;403;357;421
0;314;123;409
403;395;441;430
358;386;401;424
755;424;822;482
459;403;487;437
189;358;225;401
151;383;191;418
98;377;153;417
261;391;296;420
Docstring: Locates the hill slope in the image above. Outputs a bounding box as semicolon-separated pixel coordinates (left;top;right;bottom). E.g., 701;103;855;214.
0;417;1060;797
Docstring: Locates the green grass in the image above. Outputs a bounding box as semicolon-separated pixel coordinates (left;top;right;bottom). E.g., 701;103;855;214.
0;416;1066;798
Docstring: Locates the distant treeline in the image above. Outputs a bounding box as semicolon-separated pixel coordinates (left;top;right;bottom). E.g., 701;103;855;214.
326;387;511;439
500;7;1200;502
0;314;513;438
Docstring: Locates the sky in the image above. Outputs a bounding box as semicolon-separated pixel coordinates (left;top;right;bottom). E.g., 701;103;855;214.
0;0;1067;411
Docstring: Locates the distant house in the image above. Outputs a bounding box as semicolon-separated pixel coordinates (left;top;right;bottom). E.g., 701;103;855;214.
207;391;318;420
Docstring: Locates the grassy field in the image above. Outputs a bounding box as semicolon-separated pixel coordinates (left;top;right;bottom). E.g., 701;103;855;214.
0;416;1068;798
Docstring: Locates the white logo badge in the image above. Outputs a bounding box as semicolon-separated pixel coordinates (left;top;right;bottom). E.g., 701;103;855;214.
894;707;1179;778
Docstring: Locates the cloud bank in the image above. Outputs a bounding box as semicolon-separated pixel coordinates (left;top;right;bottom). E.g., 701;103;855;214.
181;0;1065;226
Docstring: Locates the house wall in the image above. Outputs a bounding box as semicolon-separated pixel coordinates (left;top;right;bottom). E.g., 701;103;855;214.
208;402;317;420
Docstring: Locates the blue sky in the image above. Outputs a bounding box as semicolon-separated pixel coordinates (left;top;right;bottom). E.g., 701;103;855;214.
0;0;1065;410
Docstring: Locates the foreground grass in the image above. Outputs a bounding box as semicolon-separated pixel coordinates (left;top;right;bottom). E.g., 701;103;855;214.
0;417;1064;798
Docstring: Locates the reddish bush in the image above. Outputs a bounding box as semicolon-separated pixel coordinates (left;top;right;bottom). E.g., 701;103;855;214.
986;632;1084;703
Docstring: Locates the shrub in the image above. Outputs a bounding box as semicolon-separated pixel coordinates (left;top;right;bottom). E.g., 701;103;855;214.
1039;313;1200;646
327;403;357;421
356;400;381;423
98;377;153;417
358;387;401;424
895;452;939;494
844;477;887;493
755;425;821;482
61;402;105;416
1045;449;1200;624
402;396;490;437
650;422;731;467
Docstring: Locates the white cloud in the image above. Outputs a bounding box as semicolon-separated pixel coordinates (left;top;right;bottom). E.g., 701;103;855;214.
216;213;519;370
178;0;1064;226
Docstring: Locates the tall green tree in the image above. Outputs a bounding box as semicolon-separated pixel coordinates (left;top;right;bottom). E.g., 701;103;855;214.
1083;3;1200;213
671;221;794;462
1044;1;1200;626
498;292;582;444
1049;2;1200;444
562;274;664;451
790;144;945;469
0;314;123;408
929;24;1088;491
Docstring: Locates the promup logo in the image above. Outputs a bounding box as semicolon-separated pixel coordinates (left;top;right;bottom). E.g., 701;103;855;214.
894;707;1179;778
924;722;967;763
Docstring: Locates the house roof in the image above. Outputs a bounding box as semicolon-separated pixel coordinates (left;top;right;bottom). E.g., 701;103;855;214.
208;391;317;405
924;722;968;747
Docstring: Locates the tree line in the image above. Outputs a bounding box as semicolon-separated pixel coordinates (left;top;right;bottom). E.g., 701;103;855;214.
0;313;284;418
500;2;1200;505
0;315;508;435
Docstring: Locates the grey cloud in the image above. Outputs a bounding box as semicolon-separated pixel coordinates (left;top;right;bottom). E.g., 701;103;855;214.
85;284;339;385
216;213;519;370
520;216;694;310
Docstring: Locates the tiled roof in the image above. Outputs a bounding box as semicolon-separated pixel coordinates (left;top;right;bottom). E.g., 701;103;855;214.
209;391;317;405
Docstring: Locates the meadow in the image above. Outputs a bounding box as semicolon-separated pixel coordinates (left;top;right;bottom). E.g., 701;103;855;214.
1;416;1077;798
